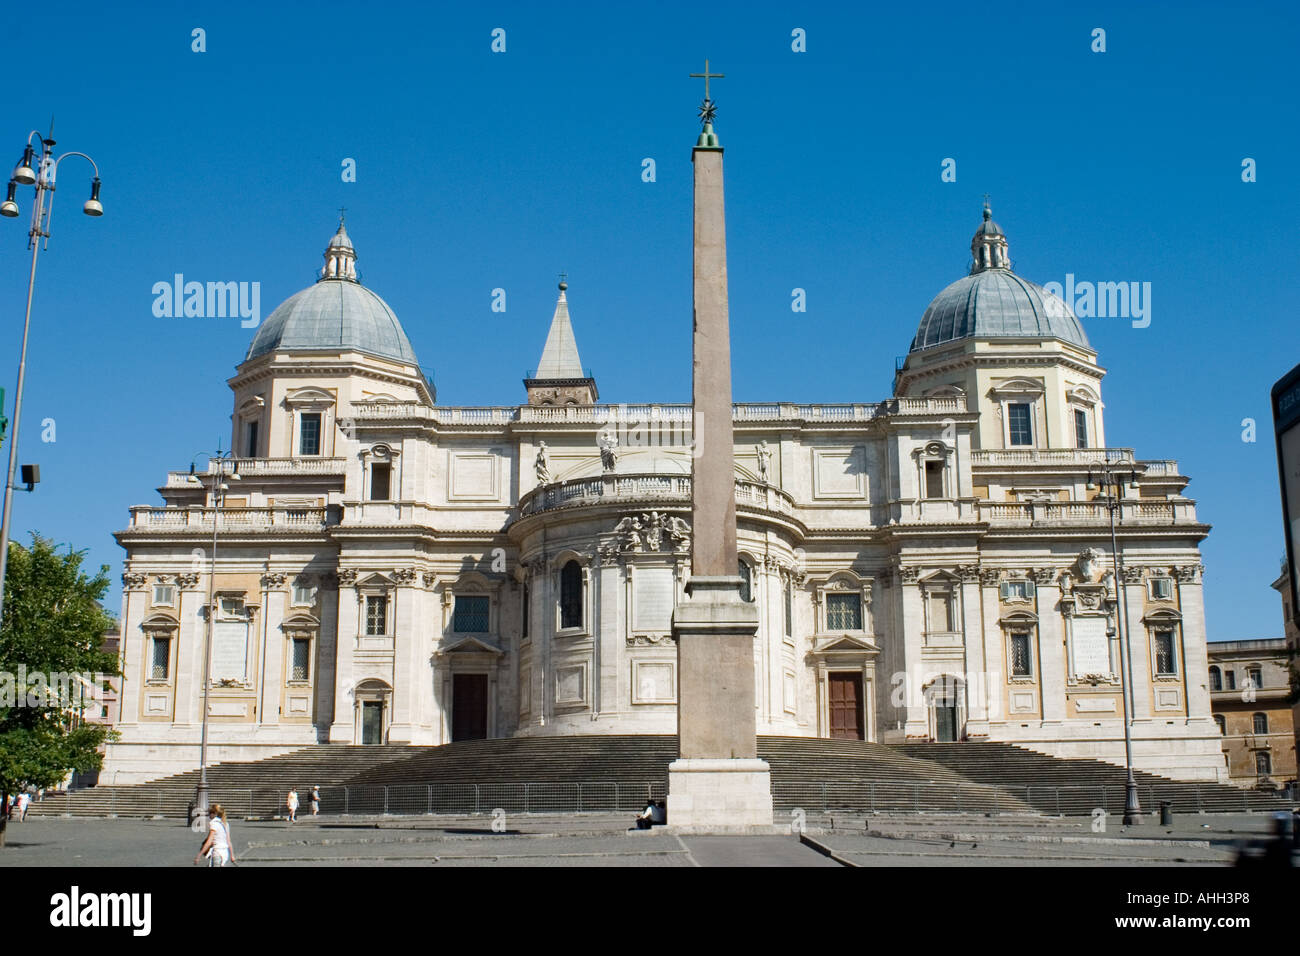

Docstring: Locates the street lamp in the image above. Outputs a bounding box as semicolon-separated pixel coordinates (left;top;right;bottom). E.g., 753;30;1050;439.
0;127;103;627
187;450;240;828
1086;453;1143;825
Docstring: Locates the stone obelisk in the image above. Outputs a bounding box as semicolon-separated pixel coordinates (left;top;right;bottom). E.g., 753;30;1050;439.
667;64;774;829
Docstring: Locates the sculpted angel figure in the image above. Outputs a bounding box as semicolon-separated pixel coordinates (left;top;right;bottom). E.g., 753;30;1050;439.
613;515;642;551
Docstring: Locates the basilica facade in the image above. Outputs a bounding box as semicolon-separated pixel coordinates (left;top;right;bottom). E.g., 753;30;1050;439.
104;208;1225;785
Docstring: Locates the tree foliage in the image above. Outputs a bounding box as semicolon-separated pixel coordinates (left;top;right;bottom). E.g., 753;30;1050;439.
0;535;119;799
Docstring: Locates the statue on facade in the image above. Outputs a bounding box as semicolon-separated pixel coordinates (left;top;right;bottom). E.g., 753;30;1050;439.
757;440;772;483
598;431;618;473
535;441;551;484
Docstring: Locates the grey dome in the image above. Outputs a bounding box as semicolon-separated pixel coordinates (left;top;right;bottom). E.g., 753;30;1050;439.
245;224;420;366
246;279;419;364
910;203;1089;352
911;270;1088;352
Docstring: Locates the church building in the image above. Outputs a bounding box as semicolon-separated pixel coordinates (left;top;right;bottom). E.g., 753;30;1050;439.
105;206;1224;784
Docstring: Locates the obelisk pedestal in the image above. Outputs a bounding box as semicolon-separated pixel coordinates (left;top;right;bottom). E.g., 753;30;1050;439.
667;101;773;829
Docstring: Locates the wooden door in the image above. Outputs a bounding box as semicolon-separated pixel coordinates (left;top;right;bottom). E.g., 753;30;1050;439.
828;672;864;740
452;674;488;741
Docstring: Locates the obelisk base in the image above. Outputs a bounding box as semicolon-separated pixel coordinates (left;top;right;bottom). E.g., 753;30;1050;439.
667;758;774;829
668;575;773;828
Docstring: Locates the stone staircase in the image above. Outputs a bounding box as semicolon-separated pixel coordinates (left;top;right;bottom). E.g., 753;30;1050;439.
895;741;1293;815
760;736;1035;813
25;736;1292;819
24;744;421;819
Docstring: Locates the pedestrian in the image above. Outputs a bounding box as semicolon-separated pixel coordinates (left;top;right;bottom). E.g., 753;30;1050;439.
286;788;299;823
310;786;320;817
634;801;654;830
194;803;235;867
16;792;30;822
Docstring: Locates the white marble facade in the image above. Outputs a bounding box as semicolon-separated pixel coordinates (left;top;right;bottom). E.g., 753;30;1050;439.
103;220;1226;784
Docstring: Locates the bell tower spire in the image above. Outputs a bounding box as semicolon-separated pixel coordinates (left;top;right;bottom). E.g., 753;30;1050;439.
523;277;598;405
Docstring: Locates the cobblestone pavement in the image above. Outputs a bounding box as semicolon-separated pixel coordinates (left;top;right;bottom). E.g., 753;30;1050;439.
0;811;1288;867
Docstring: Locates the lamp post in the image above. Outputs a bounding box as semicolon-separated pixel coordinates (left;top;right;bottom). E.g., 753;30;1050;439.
1086;454;1143;825
0;128;103;626
188;450;240;828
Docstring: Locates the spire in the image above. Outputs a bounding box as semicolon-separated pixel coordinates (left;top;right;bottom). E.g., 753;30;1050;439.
970;197;1010;273
524;278;598;404
321;216;358;282
535;280;585;377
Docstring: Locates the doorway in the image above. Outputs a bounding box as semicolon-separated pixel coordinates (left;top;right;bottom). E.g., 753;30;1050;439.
828;672;865;740
452;674;488;741
361;700;384;744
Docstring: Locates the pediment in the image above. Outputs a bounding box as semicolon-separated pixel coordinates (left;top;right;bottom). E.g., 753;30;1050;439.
284;386;336;406
438;635;503;656
812;633;878;655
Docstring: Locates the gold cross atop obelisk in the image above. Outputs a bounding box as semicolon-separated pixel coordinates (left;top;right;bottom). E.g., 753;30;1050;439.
690;59;725;101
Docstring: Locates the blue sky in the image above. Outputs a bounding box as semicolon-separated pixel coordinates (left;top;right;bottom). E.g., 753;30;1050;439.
3;0;1297;639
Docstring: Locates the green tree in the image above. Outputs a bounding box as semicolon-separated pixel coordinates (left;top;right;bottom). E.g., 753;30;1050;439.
0;536;119;832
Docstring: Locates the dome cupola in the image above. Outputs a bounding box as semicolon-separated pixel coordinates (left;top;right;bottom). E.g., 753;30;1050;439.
244;220;420;366
909;202;1089;353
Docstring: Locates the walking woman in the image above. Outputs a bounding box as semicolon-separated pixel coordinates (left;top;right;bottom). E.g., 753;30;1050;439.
194;804;235;867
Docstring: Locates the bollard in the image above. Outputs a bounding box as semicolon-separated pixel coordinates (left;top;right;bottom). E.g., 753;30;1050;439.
1160;801;1172;826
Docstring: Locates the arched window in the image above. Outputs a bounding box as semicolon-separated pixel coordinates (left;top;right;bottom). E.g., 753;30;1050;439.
1252;712;1268;735
738;561;753;603
560;560;583;629
1209;666;1222;692
1213;714;1226;735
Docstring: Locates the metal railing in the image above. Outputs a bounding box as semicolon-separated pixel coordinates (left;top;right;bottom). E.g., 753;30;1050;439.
31;779;1294;819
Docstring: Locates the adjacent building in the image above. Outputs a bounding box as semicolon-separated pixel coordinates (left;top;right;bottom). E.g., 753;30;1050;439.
1206;637;1297;787
103;208;1227;785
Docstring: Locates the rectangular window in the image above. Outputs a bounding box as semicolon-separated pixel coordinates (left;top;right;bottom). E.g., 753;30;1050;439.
365;595;388;636
291;637;310;681
245;419;260;458
521;584;530;640
1154;629;1177;675
1007;403;1033;446
1248;667;1262;689
924;460;945;499
825;593;861;631
927;592;954;631
150;636;170;680
784;581;793;637
292;584;315;605
1256;752;1271;776
370;463;392;501
1010;632;1033;677
1001;579;1034;601
219;597;243;617
1074;409;1088;449
299;413;322;456
454;595;490;633
152;584;175;606
1252;712;1268;734
1226;670;1236;690
1150;577;1174;601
